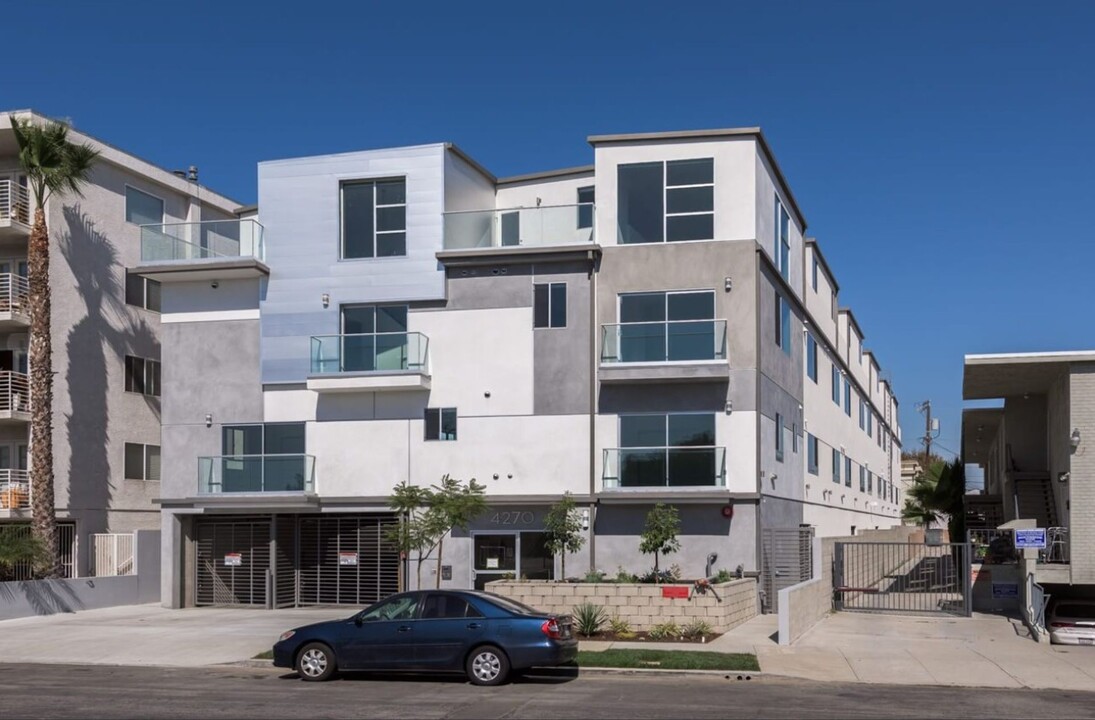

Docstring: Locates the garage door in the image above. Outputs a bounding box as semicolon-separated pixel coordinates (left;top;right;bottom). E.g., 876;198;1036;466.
195;517;270;607
296;514;399;606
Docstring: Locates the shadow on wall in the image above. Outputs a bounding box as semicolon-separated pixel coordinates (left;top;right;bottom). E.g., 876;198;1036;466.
0;576;84;616
58;205;160;543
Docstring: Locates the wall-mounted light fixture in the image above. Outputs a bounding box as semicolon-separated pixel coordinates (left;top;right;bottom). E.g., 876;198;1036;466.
725;401;733;414
322;292;330;308
581;508;590;531
1058;471;1071;484
205;413;213;428
724;277;732;292
210;280;219;289
1071;428;1081;450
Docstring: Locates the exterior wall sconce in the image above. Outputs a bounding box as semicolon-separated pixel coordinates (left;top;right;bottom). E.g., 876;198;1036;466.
1058;471;1070;483
580;508;590;531
322;292;330;308
1071;428;1081;450
725;401;733;414
205;413;213;428
724;277;732;292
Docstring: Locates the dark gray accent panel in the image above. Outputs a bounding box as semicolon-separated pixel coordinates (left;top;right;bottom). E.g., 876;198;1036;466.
759;494;805;532
445;264;533;310
757;264;804;403
532;262;592;415
599;383;729;414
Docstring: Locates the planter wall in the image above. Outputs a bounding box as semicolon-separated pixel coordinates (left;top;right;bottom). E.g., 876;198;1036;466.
487;578;757;633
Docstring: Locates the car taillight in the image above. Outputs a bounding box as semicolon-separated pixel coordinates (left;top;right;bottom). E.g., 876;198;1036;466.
1051;622;1075;628
541;619;562;639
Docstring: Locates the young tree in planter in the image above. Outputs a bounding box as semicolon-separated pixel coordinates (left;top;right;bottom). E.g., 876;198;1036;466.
429;474;487;589
12;119;99;578
639;503;681;579
543;492;585;581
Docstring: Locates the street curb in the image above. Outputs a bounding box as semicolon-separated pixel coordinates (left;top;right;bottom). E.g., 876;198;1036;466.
578;666;767;679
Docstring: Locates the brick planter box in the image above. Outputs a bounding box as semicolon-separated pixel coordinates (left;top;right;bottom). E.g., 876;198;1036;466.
486;578;758;633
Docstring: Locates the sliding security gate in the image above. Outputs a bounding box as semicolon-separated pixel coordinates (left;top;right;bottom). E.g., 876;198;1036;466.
296;514;400;606
761;527;815;613
833;541;971;616
195;517;271;607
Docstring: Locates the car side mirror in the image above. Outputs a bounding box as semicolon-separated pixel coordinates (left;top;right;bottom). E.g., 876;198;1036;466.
354;616;363;627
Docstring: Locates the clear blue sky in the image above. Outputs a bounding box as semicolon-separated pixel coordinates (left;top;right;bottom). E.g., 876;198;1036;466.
7;1;1095;456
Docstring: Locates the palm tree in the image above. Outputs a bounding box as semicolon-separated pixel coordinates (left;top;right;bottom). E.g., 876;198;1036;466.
11;117;99;577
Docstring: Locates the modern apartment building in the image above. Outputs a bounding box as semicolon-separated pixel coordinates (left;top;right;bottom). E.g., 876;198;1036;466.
146;128;904;609
963;351;1094;590
0;110;239;576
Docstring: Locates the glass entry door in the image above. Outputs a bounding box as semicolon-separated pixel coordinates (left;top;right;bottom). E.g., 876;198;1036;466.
472;532;555;590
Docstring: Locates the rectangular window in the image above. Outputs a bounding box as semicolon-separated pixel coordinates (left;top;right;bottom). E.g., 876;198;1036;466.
775;196;790;280
792;423;799;454
618;159;714;244
844;380;852;416
341;178;406;259
533;282;567;329
338;304;410;372
858;398;866;430
859;465;866;492
832;448;841;484
425;408;457;441
500;211;519;246
866;410;873;438
125;186;164;226
617;290;716;362
807;334;818;383
125;272;161;312
124;356;161;397
812;255;818;292
774;291;791;354
832;365;841;405
807;434;818;475
845;456;852;487
618;413;718;487
831;291;837;320
124;442;160;481
775;413;784;463
577;186;594;229
868;470;873;494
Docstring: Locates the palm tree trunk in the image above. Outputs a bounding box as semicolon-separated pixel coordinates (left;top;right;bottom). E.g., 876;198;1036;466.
27;206;59;578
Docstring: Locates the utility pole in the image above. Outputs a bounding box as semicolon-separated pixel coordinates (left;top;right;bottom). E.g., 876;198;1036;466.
917;400;940;464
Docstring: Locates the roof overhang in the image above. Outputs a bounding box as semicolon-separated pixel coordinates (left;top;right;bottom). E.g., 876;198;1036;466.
133;257;270;282
962;351;1093;400
961;408;1004;465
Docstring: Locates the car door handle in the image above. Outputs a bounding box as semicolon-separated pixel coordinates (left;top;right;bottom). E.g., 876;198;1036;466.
466;623;482;630
397;625;413;632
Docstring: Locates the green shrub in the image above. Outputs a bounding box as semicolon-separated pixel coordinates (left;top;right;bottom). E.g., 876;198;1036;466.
682;619;713;640
615;567;638;583
583;569;606;583
572;602;608;637
647;621;681;640
609;616;633;636
713;568;733;583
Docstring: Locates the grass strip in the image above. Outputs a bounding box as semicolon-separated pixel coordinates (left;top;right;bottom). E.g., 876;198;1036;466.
576;649;759;671
253;650;274;660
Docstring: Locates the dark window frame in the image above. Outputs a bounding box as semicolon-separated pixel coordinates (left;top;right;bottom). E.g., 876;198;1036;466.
124;442;161;481
533;282;567;329
340;177;407;260
577;186;594;230
424;407;458;441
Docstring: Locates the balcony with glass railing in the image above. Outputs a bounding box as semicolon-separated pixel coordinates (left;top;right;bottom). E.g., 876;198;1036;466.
0;469;31;516
0;180;31;238
139;219;265;269
602;447;726;490
307;332;431;393
599;320;729;384
0;273;30;329
198;454;315;494
442;204;595;251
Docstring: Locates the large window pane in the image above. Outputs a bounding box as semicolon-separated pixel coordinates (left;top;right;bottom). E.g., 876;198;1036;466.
533;283;549;328
620;415;666;448
124;443;144;480
666;158;713;186
145;446;161;482
222;425;262;455
424;408;440;440
342;182;374;259
667;214;713;242
666;186;713;214
376;232;406;257
265;423;305;454
146;279;161;312
577;186;594;229
125;272;144;307
375;180;406;205
617;162;664;244
668;321;715;360
667;292;714;321
620;293;665;323
620;449;666;487
342;306;375;335
668;448;717;486
620;323;666;362
440;408;458;441
125;187;164;226
375;305;408;333
668;414;714;446
549;283;567;328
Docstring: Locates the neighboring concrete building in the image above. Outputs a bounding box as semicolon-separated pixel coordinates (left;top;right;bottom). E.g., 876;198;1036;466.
963;351;1093;589
145;128;904;609
0;110;239;576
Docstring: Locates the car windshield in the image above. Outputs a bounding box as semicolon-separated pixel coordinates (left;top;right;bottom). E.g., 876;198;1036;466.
477;592;542;616
360;595;419;622
1056;604;1095;619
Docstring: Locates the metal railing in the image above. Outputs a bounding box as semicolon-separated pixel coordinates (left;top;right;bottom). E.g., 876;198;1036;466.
601;320;728;363
603;447;726;489
91;533;135;577
442;204;595;250
310;332;429;374
1042;526;1070;564
0;469;30;510
198;454;316;494
967;528;1017;564
140;219;265;263
0;180;30;226
0;273;29;317
0;371;29;414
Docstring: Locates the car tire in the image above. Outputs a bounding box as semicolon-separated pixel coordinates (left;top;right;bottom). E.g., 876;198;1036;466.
296;642;337;682
466;644;510;686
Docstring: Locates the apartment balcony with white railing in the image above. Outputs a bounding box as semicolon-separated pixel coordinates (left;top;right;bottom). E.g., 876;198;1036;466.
0;469;31;517
0;371;29;423
0;180;31;239
442;204;595;253
0;273;29;330
599;319;730;384
137;220;267;281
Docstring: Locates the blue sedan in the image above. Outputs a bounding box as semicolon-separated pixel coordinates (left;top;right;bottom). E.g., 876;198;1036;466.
272;590;577;685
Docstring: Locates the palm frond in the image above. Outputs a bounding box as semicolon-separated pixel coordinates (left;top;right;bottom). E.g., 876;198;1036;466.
11;117;99;206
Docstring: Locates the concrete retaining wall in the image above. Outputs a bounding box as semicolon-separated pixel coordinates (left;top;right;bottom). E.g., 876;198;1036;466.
0;530;160;621
777;525;923;645
488;578;758;633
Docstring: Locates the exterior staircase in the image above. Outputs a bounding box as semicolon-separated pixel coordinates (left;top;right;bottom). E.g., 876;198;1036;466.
1012;472;1057;527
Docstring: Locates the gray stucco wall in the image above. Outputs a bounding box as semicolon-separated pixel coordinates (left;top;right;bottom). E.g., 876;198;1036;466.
532;260;591;416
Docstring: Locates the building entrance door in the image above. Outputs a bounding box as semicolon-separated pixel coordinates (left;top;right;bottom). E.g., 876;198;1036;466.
471;532;554;590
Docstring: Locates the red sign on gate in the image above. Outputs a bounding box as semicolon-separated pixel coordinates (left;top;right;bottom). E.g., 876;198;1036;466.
661;586;689;599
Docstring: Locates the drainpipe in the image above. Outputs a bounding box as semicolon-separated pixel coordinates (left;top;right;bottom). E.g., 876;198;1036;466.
588;248;598;573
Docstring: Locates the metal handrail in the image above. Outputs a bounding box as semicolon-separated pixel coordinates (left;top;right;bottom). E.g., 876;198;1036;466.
0;469;30;510
0;273;29;315
0;181;30;225
0;372;29;413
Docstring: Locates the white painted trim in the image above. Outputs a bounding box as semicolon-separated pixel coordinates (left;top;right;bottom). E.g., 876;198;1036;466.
161;309;260;324
965;350;1095;364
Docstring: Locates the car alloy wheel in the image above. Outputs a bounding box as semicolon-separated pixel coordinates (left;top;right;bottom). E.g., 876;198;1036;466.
300;648;328;678
472;650;501;682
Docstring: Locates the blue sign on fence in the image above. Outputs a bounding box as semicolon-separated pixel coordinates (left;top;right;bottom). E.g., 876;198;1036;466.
1014;529;1047;549
992;582;1019;599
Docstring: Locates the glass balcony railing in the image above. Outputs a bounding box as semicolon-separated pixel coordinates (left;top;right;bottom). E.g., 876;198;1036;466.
140;219;265;263
602;447;726;489
198;454;315;494
601;320;727;363
442;204;595;250
310;332;429;374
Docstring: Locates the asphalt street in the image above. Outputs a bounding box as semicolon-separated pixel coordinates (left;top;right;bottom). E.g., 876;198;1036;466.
1;664;1094;720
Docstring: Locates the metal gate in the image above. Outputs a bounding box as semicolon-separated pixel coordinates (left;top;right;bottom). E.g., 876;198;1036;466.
761;527;815;613
195;517;271;607
833;541;971;616
296;514;399;606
